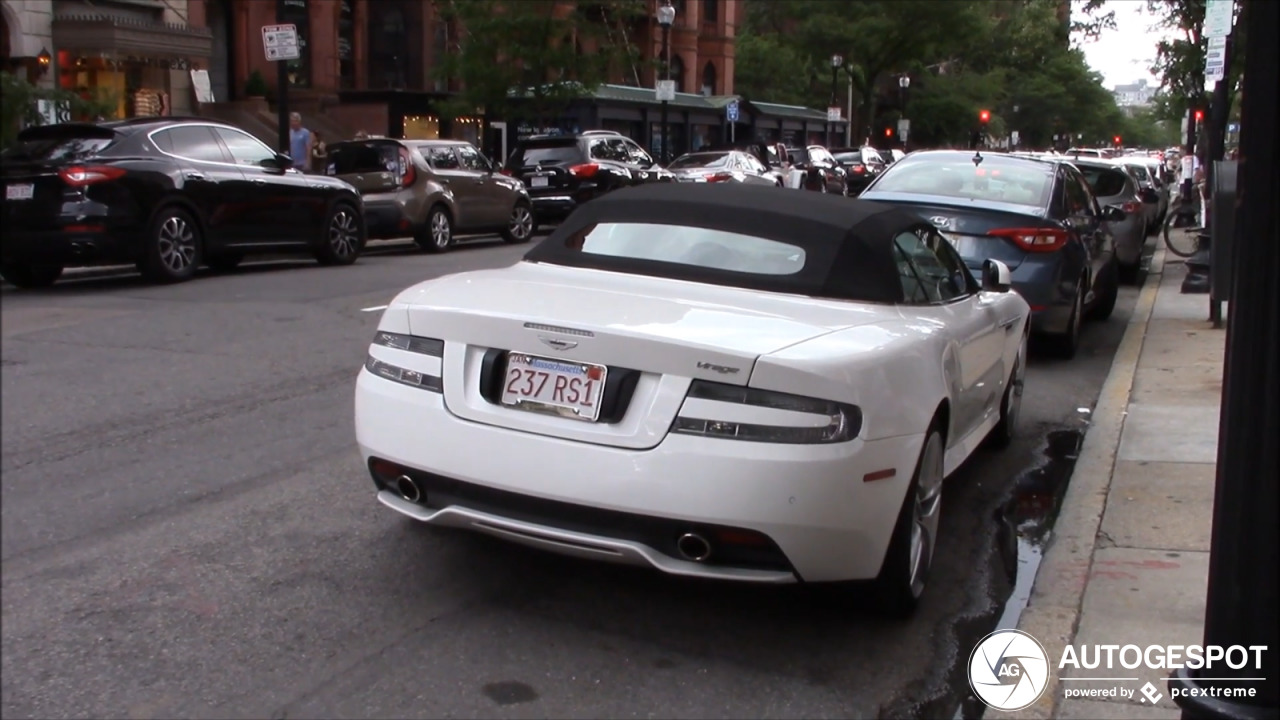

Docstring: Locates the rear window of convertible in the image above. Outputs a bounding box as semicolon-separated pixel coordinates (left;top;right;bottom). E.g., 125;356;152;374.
565;222;807;276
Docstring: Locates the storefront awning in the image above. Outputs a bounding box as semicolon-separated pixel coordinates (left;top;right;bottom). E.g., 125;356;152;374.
749;101;846;125
53;13;213;59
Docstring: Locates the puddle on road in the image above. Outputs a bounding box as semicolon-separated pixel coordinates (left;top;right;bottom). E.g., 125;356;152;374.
896;429;1084;720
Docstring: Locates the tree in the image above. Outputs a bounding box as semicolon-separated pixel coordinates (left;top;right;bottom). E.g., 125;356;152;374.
733;34;814;107
0;72;120;150
432;0;647;124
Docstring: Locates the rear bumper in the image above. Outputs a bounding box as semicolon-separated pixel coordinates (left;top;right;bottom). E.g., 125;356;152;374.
354;368;924;583
362;200;416;240
529;195;580;221
1;226;140;266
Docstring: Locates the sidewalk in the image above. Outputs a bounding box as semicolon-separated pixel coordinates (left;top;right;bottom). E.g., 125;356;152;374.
1011;246;1226;720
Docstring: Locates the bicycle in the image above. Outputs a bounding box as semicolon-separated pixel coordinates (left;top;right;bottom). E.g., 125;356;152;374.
1162;190;1203;258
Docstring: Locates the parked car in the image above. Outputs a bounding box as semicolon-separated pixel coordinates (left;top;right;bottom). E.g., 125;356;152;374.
831;146;887;194
1121;157;1170;228
667;150;784;186
785;145;848;195
502;130;672;222
326;138;533;252
1067;157;1150;284
860;150;1122;358
1;117;365;288
354;183;1029;615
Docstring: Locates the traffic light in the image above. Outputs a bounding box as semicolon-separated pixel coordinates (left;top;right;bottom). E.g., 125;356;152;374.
979;109;991;124
1113;135;1122;146
884;127;893;138
1194;109;1205;122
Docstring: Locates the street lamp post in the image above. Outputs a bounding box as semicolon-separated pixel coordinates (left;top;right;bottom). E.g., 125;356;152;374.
898;75;910;150
829;54;843;147
657;2;676;164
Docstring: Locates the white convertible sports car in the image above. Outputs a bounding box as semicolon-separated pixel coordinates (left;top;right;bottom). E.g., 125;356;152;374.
355;183;1031;613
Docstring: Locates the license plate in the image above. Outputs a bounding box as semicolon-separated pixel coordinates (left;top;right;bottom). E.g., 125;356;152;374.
500;352;607;422
530;176;549;188
942;232;979;258
6;184;34;201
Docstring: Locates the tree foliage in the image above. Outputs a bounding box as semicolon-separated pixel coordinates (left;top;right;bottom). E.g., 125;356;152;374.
0;72;120;150
432;0;647;123
735;0;1150;149
1145;0;1243;127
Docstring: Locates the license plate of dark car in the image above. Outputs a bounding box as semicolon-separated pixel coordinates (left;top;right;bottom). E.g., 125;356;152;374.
531;176;549;188
500;352;607;422
6;184;34;201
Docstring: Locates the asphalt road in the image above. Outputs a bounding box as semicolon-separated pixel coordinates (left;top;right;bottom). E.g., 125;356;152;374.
0;235;1145;719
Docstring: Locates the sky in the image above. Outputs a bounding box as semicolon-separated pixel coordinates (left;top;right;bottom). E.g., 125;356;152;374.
1073;0;1180;89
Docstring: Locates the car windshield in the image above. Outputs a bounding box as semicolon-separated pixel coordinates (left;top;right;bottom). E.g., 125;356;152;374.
833;152;862;164
2;129;116;162
1078;166;1129;197
668;153;731;169
862;148;883;163
514;142;582;166
565;222;807;276
870;157;1054;207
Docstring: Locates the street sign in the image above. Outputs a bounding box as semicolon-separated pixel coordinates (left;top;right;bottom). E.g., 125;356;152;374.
1011;130;1020;146
1204;35;1227;87
826;106;842;122
262;23;300;62
655;80;675;102
725;100;740;123
897;118;910;135
1204;0;1234;38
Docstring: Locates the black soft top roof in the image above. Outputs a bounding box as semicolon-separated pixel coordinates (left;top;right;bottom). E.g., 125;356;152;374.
523;183;924;304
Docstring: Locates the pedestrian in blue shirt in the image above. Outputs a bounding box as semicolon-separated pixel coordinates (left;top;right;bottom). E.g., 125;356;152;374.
289;112;313;173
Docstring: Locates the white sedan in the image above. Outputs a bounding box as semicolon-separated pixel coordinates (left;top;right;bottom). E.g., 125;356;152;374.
354;183;1031;614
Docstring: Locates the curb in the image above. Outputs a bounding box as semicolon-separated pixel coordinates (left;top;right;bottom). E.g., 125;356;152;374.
1004;245;1167;720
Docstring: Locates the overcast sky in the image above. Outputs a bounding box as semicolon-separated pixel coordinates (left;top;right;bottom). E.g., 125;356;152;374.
1074;0;1181;88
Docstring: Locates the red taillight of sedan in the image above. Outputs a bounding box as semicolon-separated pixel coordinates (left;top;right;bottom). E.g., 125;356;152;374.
569;163;600;178
58;166;126;186
988;227;1070;253
705;171;734;183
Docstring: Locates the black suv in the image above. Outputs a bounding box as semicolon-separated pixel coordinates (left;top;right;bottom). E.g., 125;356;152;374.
502;130;673;221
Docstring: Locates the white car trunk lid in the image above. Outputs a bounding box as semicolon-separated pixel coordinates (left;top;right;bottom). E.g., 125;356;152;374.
397;262;893;449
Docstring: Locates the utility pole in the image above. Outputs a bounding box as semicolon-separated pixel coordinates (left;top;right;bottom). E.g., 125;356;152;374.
1169;2;1279;719
275;0;290;154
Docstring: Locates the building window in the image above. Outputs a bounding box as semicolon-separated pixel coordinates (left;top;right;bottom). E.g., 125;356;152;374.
668;54;685;93
702;0;717;24
367;1;424;90
701;61;716;96
281;0;311;88
337;0;355;89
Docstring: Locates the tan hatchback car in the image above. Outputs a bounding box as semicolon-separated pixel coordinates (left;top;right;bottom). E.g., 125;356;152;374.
325;138;535;252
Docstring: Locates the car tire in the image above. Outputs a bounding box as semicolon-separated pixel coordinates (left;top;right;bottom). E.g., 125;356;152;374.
138;206;202;284
206;252;244;273
501;201;536;244
871;425;946;617
0;262;64;289
1048;280;1084;359
314;202;363;266
1087;261;1119;321
988;331;1027;449
418;205;454;253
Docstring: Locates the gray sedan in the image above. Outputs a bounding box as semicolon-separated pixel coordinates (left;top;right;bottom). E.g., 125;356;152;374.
1068;158;1148;284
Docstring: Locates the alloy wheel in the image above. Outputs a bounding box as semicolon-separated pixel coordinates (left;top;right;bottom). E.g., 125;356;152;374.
431;211;451;248
158;216;197;273
329;209;359;259
908;432;944;597
509;205;533;241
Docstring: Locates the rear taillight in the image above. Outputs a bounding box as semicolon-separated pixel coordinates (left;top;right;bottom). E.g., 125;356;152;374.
672;380;861;444
852;165;866;174
988;227;1070;253
398;148;416;188
1121;201;1142;214
499;168;513;177
59;165;125;186
569;163;599;178
706;171;733;183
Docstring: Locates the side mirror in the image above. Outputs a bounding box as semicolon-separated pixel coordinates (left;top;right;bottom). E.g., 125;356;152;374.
265;152;293;170
982;259;1013;293
1102;205;1127;222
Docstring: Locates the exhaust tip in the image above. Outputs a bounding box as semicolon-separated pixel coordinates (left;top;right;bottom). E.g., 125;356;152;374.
394;475;422;504
676;533;712;563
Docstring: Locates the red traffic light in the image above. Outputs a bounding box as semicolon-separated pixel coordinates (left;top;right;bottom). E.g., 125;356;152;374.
1113;135;1122;144
979;109;991;123
884;127;893;137
1194;109;1205;121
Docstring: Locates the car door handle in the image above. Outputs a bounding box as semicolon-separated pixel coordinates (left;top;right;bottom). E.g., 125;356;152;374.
185;172;205;180
253;179;267;186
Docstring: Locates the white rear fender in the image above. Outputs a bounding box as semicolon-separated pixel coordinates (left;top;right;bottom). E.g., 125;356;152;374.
750;321;950;442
